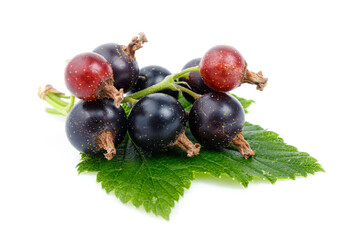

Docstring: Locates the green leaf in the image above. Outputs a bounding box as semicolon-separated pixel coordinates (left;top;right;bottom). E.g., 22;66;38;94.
77;95;324;220
230;93;255;114
186;123;324;186
78;135;194;220
121;103;131;116
177;91;193;111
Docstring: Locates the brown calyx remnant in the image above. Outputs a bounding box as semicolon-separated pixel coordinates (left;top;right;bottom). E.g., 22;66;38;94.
98;78;124;108
172;131;201;157
231;132;255;159
38;84;64;99
95;130;116;160
121;32;148;59
242;70;268;91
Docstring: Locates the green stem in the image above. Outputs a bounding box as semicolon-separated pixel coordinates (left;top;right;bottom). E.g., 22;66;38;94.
64;95;75;113
178;72;190;80
173;85;202;100
125;75;174;100
44;96;67;115
125;97;138;105
173;66;200;79
123;66;201;103
42;94;75;116
47;92;68;107
45;108;67;116
58;95;70;99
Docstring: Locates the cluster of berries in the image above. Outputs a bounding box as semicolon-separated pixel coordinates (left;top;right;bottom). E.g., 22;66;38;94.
39;33;268;160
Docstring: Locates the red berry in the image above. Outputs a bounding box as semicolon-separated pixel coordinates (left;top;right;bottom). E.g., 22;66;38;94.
200;45;247;92
200;45;268;92
65;52;123;106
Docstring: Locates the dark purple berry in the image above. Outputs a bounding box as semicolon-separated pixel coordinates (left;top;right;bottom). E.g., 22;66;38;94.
128;93;199;157
189;92;254;159
129;65;179;99
65;99;127;160
93;43;139;92
93;33;148;92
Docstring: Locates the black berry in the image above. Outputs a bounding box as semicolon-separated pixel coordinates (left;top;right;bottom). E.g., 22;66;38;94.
93;33;148;93
189;92;254;159
128;93;199;156
93;43;139;92
65;99;127;160
129;65;179;99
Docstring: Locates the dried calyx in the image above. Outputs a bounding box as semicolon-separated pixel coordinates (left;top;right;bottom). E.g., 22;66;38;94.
122;32;148;59
38;84;64;99
172;131;201;157
95;130;116;160
231;132;255;159
242;70;268;91
98;78;124;107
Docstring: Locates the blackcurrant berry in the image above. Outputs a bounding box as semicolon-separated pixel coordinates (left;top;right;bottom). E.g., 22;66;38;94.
65;99;127;160
93;33;147;93
200;45;267;92
129;65;179;99
128;93;200;157
189;92;254;159
65;52;123;107
179;58;212;103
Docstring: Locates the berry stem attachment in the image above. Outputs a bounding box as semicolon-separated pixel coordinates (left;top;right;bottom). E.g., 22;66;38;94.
122;66;201;103
98;78;124;107
231;132;255;159
172;131;201;157
242;70;268;91
38;84;75;116
94;130;116;160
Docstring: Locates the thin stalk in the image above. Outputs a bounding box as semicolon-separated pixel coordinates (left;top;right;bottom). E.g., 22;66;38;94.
175;81;191;89
47;92;69;107
173;84;202;100
125;97;138;105
44;96;68;115
58;95;71;99
178;72;190;80
173;66;200;79
124;75;174;100
124;66;201;102
41;92;75;116
64;95;75;113
45;108;67;116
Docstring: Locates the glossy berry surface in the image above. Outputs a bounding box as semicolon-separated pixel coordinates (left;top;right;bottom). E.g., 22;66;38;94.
129;65;179;99
65;99;127;155
65;52;113;101
128;93;186;152
189;92;245;148
94;43;139;92
200;45;247;92
179;58;212;102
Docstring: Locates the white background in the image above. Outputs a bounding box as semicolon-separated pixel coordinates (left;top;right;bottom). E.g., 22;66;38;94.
1;0;359;239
